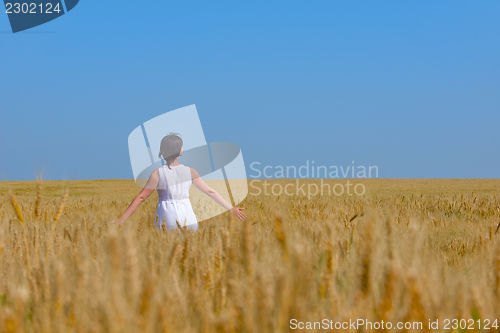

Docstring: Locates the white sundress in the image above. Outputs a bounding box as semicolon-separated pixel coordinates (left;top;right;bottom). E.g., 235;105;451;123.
155;164;198;231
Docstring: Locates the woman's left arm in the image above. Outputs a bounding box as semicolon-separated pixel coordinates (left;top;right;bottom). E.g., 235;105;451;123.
110;169;159;225
190;167;247;220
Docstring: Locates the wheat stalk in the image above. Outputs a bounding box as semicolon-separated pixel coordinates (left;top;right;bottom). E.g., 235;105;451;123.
53;189;69;223
9;191;24;224
274;212;288;261
35;180;43;217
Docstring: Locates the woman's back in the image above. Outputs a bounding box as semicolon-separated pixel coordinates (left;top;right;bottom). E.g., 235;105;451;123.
155;164;198;230
156;164;192;201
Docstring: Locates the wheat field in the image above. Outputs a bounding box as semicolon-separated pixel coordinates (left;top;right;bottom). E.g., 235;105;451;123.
1;179;500;332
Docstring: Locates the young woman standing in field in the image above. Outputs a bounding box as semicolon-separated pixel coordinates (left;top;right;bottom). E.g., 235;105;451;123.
111;133;246;231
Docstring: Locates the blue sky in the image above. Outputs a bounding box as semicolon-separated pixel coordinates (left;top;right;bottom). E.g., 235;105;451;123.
1;0;499;180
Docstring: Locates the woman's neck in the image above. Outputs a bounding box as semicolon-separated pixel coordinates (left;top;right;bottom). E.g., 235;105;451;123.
169;158;181;167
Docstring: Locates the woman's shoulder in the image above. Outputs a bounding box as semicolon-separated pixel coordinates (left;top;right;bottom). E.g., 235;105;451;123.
188;167;201;179
151;168;160;178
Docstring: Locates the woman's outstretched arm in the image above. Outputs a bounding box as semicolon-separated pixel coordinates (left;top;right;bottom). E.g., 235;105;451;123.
110;169;159;224
190;167;247;220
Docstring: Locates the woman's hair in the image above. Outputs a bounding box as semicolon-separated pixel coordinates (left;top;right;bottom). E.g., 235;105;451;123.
158;133;183;169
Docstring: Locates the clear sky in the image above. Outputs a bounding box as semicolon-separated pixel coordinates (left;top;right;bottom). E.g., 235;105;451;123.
1;1;499;180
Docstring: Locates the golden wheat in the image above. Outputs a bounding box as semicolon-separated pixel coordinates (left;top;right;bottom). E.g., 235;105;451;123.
0;179;499;332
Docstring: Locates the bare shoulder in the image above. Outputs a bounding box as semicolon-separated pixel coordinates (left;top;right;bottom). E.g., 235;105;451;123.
149;168;160;182
142;168;160;190
189;167;201;179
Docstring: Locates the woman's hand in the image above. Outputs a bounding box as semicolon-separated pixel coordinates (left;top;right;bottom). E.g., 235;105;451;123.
110;217;125;225
230;207;247;220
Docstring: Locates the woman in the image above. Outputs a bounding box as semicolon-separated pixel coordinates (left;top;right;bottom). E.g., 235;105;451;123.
111;133;246;230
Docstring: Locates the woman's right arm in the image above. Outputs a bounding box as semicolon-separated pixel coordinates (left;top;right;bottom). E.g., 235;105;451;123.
110;169;159;224
190;167;247;220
